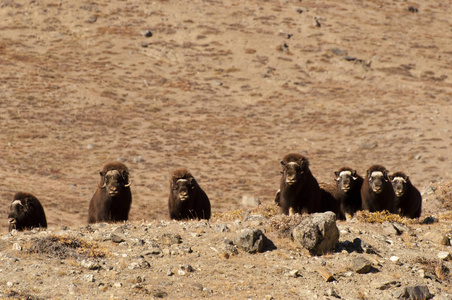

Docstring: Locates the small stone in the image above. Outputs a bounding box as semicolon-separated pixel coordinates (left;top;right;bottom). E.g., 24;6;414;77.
352;256;373;274
111;234;125;243
393;285;433;299
325;288;340;298
160;233;182;245
331;48;348;56
86;16;97;23
133;156;143;163
87;144;94;150
418;269;425;278
141;30;152;37
242;196;260;207
179;264;194;272
141;42;148;48
12;243;22;251
178;270;186;276
214;224;230;233
438;251;451;261
286;269;299;278
390;256;400;263
167;269;174;276
7;281;13;287
114;282;123;288
233;229;265;253
80;260;100;270
84;274;95;282
377;281;401;290
421;216;438;224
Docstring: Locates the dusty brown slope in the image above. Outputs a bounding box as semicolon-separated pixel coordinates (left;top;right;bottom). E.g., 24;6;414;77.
0;0;451;232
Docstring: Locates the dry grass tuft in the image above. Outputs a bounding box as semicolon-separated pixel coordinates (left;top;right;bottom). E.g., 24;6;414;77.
211;209;245;222
25;235;107;259
355;210;407;224
248;202;280;219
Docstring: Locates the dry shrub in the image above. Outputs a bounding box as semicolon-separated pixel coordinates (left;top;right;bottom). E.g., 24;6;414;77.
25;235;106;259
415;257;450;281
267;214;304;238
211;209;245;222
355;210;407;224
248;202;280;219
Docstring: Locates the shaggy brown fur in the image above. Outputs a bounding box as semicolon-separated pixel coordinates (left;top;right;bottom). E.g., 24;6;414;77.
361;165;396;213
8;192;47;232
389;171;422;218
278;153;323;215
333;167;364;218
319;182;346;220
88;161;132;223
168;168;211;220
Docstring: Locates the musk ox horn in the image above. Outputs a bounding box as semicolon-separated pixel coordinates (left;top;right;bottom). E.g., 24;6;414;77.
124;178;132;187
98;172;106;189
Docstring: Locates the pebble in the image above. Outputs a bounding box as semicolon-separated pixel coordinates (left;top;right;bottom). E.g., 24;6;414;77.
438;251;451;261
84;274;95;282
141;30;152;37
12;243;22;251
390;256;400;263
114;282;123;288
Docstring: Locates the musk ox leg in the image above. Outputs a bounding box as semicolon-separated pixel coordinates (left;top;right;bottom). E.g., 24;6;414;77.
289;207;297;216
345;212;353;221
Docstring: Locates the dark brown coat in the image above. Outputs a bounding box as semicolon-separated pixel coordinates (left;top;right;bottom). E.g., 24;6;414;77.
361;165;396;213
88;162;132;223
8;192;47;231
278;153;323;215
389;171;422;218
333;167;364;218
168;168;211;220
319;182;346;220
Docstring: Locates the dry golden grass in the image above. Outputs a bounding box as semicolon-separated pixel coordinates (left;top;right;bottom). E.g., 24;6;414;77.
434;181;452;210
355;210;407;224
25;235;107;259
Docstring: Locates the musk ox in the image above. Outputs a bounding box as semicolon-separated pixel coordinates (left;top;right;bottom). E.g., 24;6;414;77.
8;192;47;231
88;161;132;223
168;168;211;220
278;153;323;215
361;165;396;213
389;171;422;218
334;167;364;219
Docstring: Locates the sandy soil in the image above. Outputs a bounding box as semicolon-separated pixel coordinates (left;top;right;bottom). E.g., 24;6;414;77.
0;0;451;231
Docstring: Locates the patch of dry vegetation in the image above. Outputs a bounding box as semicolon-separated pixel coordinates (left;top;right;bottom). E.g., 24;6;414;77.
355;210;407;224
25;235;107;259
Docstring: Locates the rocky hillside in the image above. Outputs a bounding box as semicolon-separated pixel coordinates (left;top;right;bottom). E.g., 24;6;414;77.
1;185;452;300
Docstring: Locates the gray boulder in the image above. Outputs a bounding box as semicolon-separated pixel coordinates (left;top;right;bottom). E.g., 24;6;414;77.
393;285;433;299
233;229;265;253
292;212;339;255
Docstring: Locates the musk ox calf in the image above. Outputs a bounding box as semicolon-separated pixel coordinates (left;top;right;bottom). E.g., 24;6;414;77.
334;167;364;219
8;192;47;231
278;153;323;216
361;165;396;213
168;168;211;220
88;162;132;224
389;171;422;218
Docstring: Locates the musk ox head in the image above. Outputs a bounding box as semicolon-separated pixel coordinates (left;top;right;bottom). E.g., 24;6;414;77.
389;172;409;197
335;168;359;193
8;192;46;231
172;176;195;202
98;162;131;196
280;153;310;187
366;165;389;195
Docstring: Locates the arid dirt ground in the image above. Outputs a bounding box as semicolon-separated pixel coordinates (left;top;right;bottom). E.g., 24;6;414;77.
0;0;451;298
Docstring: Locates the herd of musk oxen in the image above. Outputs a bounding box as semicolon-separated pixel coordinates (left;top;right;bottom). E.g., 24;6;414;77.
7;153;422;232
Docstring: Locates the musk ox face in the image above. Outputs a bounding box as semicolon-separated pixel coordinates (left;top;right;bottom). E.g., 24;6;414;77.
367;170;388;194
172;178;195;202
281;159;307;187
390;175;408;197
8;199;26;230
335;170;358;193
99;169;131;196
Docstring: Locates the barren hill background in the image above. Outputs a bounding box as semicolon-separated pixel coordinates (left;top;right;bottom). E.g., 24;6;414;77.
0;0;451;230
